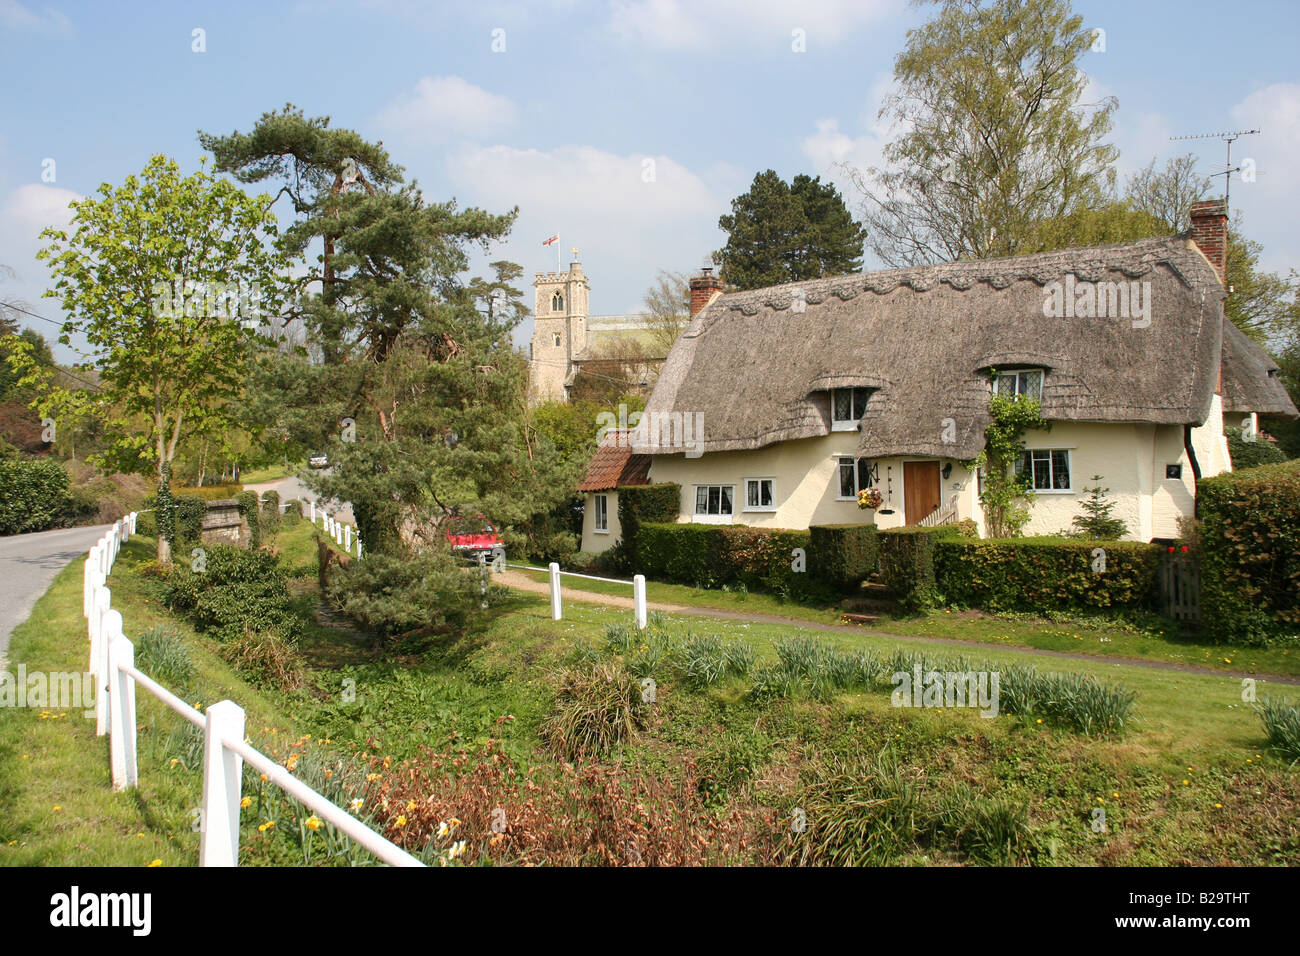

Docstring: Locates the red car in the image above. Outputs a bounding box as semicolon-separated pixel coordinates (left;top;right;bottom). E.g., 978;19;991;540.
445;515;505;564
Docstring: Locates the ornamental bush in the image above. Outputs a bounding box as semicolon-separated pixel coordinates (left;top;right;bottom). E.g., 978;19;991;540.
933;537;1160;614
164;545;302;642
0;457;81;535
1198;460;1300;645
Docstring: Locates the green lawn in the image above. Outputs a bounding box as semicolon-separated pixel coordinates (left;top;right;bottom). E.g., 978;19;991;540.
240;461;303;484
515;567;1300;679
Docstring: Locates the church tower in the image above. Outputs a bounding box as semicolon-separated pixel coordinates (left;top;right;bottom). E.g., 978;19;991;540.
529;258;590;403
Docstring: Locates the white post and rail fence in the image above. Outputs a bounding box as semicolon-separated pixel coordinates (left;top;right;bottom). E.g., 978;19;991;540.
307;499;363;559
502;562;648;629
84;513;420;867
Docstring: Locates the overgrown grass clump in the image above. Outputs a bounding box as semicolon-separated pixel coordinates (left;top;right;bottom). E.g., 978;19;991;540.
133;624;196;689
541;661;650;761
1259;697;1300;765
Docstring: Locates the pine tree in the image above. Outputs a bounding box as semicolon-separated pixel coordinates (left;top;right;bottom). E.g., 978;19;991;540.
1071;476;1128;539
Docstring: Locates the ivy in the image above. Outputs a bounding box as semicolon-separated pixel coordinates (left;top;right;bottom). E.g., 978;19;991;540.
970;377;1049;538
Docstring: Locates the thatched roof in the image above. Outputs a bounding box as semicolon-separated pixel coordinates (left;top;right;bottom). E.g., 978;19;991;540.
634;237;1231;460
1220;321;1298;419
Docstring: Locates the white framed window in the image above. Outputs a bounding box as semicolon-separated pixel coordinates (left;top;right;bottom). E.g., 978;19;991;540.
693;484;734;520
836;457;878;499
744;478;776;512
1017;449;1071;491
831;387;871;430
593;494;609;532
993;368;1044;401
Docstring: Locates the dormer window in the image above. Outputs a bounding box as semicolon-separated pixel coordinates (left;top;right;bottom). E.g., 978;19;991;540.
830;387;871;431
994;368;1043;401
551;291;564;312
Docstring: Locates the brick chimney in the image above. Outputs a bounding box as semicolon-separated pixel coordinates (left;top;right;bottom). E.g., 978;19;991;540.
689;267;724;318
1189;199;1228;285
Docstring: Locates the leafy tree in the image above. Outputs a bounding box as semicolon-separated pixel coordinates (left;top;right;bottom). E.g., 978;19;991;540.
1070;476;1129;539
1225;220;1297;343
843;0;1117;266
12;156;289;563
1125;154;1211;233
715;171;865;290
641;269;691;356
1225;426;1287;469
1019;200;1170;254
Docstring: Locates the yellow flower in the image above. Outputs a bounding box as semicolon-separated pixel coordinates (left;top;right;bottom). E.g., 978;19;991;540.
1214;803;1223;809
395;815;407;828
286;754;299;772
1182;780;1190;786
169;759;178;767
449;817;462;827
136;832;144;838
1036;719;1043;724
437;821;449;837
366;773;380;782
349;798;364;813
257;820;276;832
260;774;268;782
305;816;322;832
147;859;163;867
448;840;466;859
406;800;417;812
240;797;252;809
1112;792;1119;799
52;806;61;812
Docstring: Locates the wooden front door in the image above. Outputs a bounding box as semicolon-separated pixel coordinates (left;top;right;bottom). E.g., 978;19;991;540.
903;461;942;525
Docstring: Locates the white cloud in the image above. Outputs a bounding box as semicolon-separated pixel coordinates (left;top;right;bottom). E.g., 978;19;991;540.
444;142;725;329
1229;82;1300;273
373;76;518;143
1;183;79;272
605;0;900;52
0;0;69;30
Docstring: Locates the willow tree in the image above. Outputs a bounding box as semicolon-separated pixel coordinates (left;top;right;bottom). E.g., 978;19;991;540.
18;155;288;563
844;0;1118;266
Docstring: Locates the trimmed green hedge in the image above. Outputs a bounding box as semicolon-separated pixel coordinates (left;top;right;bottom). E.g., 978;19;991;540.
0;457;85;535
1199;461;1300;645
616;483;680;568
878;527;952;612
635;521;821;600
808;524;879;590
934;537;1161;614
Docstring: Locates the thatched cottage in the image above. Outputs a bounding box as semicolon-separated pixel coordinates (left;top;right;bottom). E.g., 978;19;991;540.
577;200;1296;552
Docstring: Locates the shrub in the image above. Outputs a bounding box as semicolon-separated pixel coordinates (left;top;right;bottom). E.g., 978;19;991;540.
808;523;879;590
261;490;281;533
1258;697;1300;765
878;526;951;612
281;499;301;525
1226;426;1287;470
541;661;650;761
326;548;481;642
1198;461;1300;645
1069;477;1129;539
219;631;305;692
236;490;261;549
0;457;81;535
616;483;680;568
934;537;1160;614
173;494;207;546
164;546;302;642
134;625;196;688
634;521;821;600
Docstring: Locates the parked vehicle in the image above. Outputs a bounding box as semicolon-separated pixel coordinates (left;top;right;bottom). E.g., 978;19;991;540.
445;515;505;564
308;452;330;469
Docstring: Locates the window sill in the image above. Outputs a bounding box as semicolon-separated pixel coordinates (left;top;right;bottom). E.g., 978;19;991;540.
742;507;777;513
1031;489;1075;495
692;514;734;524
831;423;859;432
593;528;610;534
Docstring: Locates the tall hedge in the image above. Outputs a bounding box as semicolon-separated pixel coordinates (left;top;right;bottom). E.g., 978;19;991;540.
635;521;820;599
616;483;680;568
0;458;79;535
808;524;879;590
1198;460;1300;644
877;526;951;612
934;538;1160;613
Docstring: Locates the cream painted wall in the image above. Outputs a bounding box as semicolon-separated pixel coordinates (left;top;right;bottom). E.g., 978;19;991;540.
1190;393;1232;479
645;421;1201;541
580;490;622;553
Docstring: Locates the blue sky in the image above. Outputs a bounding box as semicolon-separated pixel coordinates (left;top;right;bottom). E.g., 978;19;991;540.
2;0;1298;362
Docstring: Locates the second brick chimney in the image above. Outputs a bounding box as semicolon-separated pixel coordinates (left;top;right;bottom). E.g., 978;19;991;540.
1189;199;1228;285
689;267;724;318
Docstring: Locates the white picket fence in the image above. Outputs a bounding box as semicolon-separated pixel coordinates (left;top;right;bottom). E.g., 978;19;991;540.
307;500;362;559
504;562;648;629
84;513;421;867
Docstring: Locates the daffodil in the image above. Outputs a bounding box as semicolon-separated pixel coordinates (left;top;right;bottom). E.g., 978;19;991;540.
147;859;162;867
395;815;407;828
240;797;252;808
349;798;364;813
305;816;322;832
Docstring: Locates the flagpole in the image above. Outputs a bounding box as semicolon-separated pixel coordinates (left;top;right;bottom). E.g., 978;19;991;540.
557;234;561;273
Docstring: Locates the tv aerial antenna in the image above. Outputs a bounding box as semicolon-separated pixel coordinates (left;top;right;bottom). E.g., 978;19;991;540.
1168;129;1260;210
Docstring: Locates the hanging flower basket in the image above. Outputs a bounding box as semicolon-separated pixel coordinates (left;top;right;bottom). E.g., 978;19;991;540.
856;487;883;510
